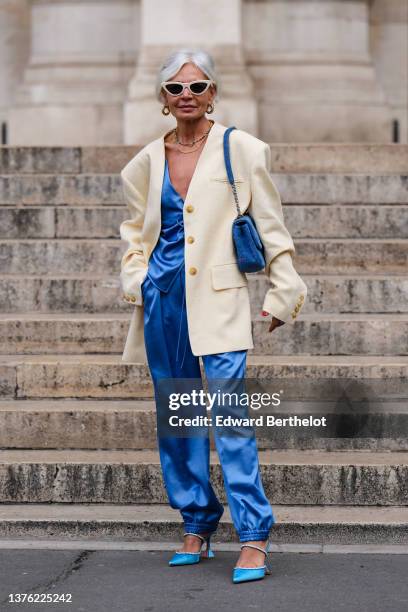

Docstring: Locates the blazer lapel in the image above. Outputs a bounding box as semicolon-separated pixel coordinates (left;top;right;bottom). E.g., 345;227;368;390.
183;120;225;203
143;136;165;262
143;121;227;262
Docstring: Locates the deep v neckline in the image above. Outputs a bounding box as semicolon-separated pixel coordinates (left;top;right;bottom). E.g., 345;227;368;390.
165;159;185;202
163;120;216;203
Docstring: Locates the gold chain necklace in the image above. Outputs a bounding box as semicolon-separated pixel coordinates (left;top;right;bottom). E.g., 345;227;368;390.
171;120;214;154
173;141;206;154
174;121;213;146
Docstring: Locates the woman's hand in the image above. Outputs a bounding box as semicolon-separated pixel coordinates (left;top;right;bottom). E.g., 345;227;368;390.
262;311;285;333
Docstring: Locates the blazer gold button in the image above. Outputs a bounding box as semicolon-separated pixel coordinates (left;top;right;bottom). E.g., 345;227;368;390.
187;236;195;244
189;267;197;275
130;296;136;303
186;205;194;213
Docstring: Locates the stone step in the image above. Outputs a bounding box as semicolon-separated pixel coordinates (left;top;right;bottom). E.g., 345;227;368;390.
0;174;123;206
1;313;408;356
1;205;407;239
0;147;91;175
1;174;407;205
2;239;408;275
286;205;408;239
0;449;406;505
0;399;406;451
0;207;124;239
1;145;407;174
1;274;407;314
0;503;406;545
1;354;407;400
252;313;408;356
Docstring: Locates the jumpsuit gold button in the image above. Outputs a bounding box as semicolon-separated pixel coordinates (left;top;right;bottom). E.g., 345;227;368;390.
186;205;194;213
187;236;195;244
189;267;197;275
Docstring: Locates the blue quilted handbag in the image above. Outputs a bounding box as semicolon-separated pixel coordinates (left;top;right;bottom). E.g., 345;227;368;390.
223;127;266;273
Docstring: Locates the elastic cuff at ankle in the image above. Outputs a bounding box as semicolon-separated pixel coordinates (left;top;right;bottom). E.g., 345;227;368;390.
184;522;218;534
239;530;270;543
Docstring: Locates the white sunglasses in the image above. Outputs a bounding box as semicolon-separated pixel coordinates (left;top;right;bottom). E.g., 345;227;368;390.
161;80;215;96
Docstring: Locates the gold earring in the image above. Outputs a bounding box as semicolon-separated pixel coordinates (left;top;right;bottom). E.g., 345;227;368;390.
206;103;214;114
162;105;170;116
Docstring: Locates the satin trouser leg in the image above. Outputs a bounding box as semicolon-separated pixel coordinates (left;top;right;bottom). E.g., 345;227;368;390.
202;352;275;542
142;269;223;534
141;267;274;540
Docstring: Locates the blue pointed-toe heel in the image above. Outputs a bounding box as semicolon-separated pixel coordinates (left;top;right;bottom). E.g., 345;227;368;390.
168;532;215;566
232;542;271;584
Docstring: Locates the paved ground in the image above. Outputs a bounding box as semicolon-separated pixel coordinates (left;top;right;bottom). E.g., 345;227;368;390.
1;548;407;612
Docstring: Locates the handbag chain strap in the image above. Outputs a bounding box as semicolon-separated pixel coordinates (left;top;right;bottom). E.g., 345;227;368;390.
223;126;242;218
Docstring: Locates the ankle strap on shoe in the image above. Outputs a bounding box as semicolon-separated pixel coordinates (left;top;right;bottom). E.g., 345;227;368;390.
240;543;267;556
183;532;206;543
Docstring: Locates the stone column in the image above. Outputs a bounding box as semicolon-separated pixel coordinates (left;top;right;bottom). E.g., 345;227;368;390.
9;0;140;145
0;0;30;141
124;0;257;144
370;0;408;143
243;0;393;142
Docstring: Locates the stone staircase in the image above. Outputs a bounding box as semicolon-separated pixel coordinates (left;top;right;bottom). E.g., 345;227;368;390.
0;144;407;546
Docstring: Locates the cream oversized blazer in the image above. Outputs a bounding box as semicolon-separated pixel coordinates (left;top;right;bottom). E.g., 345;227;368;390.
119;120;307;363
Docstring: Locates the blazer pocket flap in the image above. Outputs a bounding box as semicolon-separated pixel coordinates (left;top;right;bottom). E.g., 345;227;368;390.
211;263;248;290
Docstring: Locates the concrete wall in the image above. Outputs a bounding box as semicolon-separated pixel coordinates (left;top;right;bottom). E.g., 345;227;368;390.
0;0;406;144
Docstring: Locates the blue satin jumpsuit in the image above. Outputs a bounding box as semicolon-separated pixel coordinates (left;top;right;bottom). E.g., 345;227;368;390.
140;158;275;542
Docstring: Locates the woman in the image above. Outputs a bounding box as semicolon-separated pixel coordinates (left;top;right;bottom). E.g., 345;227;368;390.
119;49;307;584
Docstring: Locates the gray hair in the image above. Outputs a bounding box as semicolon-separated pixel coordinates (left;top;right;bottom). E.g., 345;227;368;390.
156;48;220;103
